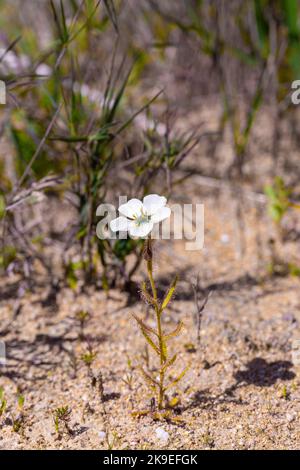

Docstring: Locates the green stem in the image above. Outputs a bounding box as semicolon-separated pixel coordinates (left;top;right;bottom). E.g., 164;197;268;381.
156;306;164;410
146;238;164;410
147;258;157;301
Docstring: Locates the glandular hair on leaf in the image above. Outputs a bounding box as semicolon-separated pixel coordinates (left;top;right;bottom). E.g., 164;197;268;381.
164;321;184;341
161;275;178;310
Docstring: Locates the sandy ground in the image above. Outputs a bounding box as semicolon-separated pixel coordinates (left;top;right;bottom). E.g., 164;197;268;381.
0;182;300;450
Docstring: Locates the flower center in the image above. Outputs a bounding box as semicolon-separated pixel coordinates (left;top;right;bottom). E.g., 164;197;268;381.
133;209;150;226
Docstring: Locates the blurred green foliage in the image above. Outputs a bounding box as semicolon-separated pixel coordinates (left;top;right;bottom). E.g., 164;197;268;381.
1;0;300;286
0;0;199;286
265;177;291;224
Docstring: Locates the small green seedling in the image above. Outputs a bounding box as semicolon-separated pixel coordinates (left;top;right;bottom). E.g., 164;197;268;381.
281;385;289;400
202;430;215;448
264;177;291;226
105;430;121;450
81;349;97;366
12;416;25;433
76;310;90;340
52;406;72;437
12;393;26;433
122;355;134;391
0;387;7;417
81;347;97;386
17;394;25;409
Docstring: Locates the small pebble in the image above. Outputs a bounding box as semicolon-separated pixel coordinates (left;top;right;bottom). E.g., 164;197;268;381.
155;428;169;443
286;413;296;423
220;233;230;244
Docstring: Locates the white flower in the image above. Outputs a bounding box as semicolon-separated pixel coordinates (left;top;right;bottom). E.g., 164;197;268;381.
110;194;171;238
155;427;169;443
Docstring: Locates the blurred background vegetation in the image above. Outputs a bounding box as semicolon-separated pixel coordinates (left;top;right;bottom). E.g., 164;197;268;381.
1;0;300;290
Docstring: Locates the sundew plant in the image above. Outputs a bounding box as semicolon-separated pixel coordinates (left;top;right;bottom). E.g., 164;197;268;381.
110;194;188;418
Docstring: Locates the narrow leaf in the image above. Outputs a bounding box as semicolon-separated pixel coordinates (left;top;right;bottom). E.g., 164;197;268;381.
139;367;158;391
140;281;157;308
164;321;184;341
139;327;160;355
161;354;177;373
132;313;158;337
165;365;190;391
161;340;167;362
161;275;178;310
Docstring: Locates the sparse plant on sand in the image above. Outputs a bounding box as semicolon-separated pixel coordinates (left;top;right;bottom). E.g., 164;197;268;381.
110;194;189;418
11;393;26;434
122;355;135;392
76;310;90;341
265;177;291;235
0;387;27;433
81;345;97;387
52;406;73;438
265;177;300;276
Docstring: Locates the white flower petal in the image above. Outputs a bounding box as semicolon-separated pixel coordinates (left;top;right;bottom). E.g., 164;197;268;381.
143;194;167;216
110;216;130;232
119;198;143;218
151;206;171;224
128;220;154;238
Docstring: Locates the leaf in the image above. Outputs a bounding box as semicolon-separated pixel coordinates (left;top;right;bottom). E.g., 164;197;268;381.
254;0;269;54
140;282;157;307
102;273;109;292
115;89;163;136
59;0;69;42
50;0;64;43
105;65;133;124
164;321;184;341
103;0;119;33
161;340;167;363
131;410;150;418
141;329;160;355
0;246;17;270
139;367;159;391
0;398;7;416
161;354;177;373
281;0;299;37
0;195;5;219
264;177;291;224
161;275;178;310
132;313;158;337
288;263;300;277
133;318;160;355
17;394;25;409
113;238;136;261
165;365;190;391
168;396;181;408
66;262;79;290
264;184;276;202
